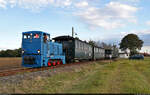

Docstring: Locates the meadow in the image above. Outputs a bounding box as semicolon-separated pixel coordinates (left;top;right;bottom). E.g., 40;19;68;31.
0;57;21;70
0;57;150;93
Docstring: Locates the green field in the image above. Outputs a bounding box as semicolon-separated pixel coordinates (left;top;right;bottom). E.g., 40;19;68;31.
1;58;150;94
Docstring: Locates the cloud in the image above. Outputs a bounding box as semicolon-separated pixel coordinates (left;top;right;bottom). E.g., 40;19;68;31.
121;29;150;36
75;1;138;29
0;0;7;8
0;0;73;10
0;0;139;30
75;1;88;8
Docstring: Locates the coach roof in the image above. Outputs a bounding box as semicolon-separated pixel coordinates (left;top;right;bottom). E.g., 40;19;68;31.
53;35;93;45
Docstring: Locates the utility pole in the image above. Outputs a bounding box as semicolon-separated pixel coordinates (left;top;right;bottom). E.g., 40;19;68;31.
72;27;74;38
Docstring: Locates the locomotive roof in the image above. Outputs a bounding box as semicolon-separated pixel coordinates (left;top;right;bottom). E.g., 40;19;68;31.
23;31;50;35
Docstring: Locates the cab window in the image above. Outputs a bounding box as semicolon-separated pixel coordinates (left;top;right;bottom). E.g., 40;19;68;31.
23;34;31;39
43;34;50;42
34;34;40;39
47;35;50;41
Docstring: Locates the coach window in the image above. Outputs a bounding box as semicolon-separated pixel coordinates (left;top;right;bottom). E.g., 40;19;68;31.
77;41;79;49
80;43;82;49
83;43;84;50
85;44;87;50
76;41;78;49
82;43;84;50
78;41;79;49
80;42;82;49
83;43;85;50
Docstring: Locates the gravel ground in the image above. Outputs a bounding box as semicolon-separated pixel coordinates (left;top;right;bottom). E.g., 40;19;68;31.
0;62;91;85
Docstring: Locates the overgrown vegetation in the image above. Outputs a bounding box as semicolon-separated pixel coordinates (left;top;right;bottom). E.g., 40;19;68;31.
0;58;150;94
0;48;21;57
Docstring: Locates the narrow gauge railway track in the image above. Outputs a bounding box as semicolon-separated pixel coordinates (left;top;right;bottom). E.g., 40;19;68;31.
0;59;115;77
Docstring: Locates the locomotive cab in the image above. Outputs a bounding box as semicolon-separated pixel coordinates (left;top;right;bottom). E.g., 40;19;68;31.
22;31;65;68
22;31;49;67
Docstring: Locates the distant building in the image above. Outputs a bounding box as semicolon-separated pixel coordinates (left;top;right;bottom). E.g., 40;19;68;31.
119;49;130;58
140;46;150;54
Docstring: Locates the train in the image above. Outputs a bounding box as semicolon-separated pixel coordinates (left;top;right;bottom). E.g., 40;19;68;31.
22;31;119;68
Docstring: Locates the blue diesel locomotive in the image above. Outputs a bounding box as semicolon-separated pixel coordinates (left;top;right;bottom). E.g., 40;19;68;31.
22;31;65;68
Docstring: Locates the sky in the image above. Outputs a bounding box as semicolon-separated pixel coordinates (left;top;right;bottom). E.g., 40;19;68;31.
0;0;150;52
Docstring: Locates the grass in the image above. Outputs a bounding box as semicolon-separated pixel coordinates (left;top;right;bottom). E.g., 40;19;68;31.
0;58;150;94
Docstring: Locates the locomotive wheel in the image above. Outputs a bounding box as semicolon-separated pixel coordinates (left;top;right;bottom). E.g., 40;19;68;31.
48;62;51;67
57;61;60;65
53;61;56;66
60;60;63;65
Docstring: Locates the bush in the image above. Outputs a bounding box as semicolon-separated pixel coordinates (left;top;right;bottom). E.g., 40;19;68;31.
0;48;21;57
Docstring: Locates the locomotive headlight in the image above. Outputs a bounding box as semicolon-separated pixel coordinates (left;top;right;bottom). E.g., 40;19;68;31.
37;50;40;54
22;50;25;54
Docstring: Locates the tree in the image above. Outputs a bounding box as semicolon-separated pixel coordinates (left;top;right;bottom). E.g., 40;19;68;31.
120;34;144;56
0;48;21;57
88;40;97;46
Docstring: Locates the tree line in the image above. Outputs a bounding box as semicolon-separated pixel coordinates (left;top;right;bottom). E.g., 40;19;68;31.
0;48;21;57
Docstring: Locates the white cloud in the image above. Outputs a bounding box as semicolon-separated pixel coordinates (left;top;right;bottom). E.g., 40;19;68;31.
0;0;139;30
112;0;140;4
0;0;7;8
121;29;150;37
75;1;88;8
106;2;137;20
134;30;150;35
0;0;73;10
75;1;138;29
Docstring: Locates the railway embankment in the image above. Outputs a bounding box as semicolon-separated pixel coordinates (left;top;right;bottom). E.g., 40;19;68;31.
0;58;150;93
